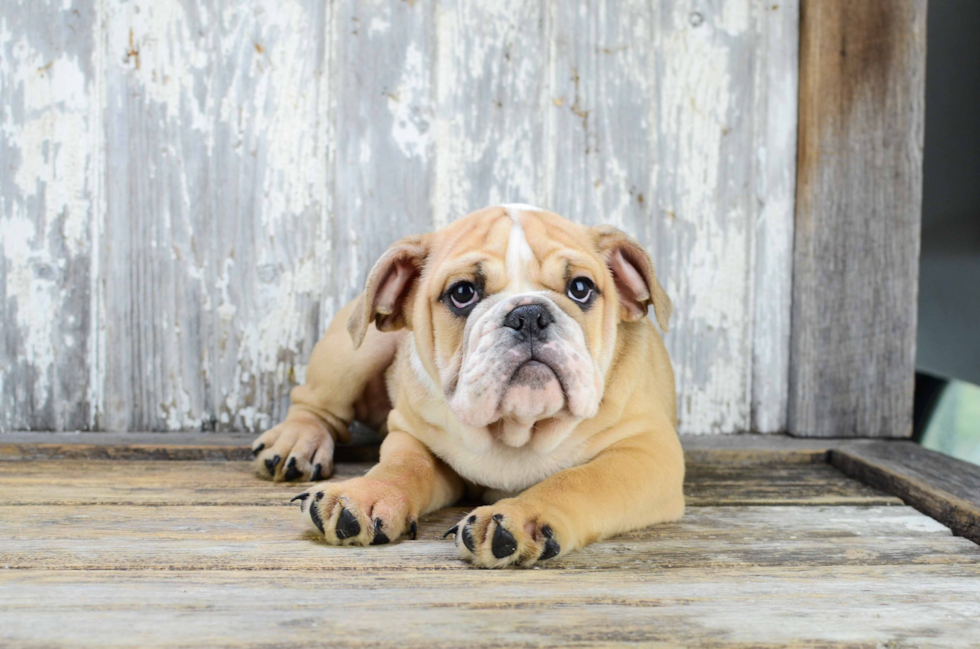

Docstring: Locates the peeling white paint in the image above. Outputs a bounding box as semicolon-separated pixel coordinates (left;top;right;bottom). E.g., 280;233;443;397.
389;41;431;162
1;20;98;428
0;216;57;402
655;2;754;434
717;0;751;36
2;0;798;434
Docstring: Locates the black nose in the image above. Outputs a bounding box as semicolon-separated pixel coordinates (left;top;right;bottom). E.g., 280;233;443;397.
504;304;554;341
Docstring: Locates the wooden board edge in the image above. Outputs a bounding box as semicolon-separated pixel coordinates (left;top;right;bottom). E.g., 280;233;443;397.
0;433;842;464
830;442;980;545
0;443;381;463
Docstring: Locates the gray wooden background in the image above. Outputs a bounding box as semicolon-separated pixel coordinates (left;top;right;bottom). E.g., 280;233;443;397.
1;0;800;435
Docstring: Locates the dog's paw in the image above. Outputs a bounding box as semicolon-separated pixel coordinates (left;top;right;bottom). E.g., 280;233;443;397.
445;501;564;568
251;413;335;482
291;477;417;546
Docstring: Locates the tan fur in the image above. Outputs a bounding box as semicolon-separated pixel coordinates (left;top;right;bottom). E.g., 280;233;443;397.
252;206;685;567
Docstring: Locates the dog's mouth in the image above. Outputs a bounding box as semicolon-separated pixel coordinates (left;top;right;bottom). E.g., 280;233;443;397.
509;359;559;389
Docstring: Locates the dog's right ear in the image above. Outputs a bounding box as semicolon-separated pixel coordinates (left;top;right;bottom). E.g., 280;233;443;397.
347;234;430;348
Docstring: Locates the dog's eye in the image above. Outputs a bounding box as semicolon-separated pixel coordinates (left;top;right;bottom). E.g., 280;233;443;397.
448;281;479;310
567;277;596;306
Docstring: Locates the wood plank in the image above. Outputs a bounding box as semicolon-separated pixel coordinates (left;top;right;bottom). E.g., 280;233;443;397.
209;0;331;433
831;441;980;544
0;460;372;506
0;460;900;507
685;462;899;506
1;504;968;572
99;0;332;433
680;433;838;464
2;565;979;647
431;0;549;229
0;431;836;463
0;441;377;463
789;0;928;437
750;0;799;432
0;0;100;431
326;0;435;323
101;0;215;431
586;0;760;434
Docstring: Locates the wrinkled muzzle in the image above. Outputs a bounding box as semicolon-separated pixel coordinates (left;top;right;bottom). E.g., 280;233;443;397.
442;294;603;445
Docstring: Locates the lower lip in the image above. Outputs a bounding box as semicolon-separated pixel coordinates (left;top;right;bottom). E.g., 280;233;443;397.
511;359;556;382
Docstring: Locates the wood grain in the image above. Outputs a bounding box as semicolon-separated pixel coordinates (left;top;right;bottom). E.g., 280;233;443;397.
209;0;332;433
0;460;900;507
751;0;799;433
789;0;927;437
328;0;435;322
0;431;837;463
0;0;100;431
101;0;214;431
831;441;980;544
2;0;800;435
0;447;977;647
1;504;971;571
1;565;979;647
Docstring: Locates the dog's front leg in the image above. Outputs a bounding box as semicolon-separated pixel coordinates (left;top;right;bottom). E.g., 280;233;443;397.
295;429;464;546
251;297;401;482
448;428;685;567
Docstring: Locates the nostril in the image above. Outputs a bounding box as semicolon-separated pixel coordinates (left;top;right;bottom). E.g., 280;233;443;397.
504;304;553;336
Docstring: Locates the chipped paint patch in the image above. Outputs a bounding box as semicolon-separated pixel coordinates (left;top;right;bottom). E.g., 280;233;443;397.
1;18;97;429
389;41;432;162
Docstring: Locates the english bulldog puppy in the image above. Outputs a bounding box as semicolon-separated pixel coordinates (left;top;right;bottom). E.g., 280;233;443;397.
251;205;684;567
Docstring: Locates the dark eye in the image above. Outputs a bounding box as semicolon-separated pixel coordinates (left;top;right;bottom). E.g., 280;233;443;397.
447;281;479;312
567;277;596;306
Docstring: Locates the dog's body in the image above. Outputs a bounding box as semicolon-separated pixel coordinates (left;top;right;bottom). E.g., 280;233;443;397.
251;205;684;567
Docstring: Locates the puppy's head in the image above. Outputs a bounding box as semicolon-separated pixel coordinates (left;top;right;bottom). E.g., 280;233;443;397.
348;206;671;452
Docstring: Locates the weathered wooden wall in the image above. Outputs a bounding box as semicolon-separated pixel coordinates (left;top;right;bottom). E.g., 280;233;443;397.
1;0;799;434
790;0;927;438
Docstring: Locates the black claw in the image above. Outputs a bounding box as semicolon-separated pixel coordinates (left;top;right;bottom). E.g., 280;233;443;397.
335;507;361;540
290;491;309;514
539;525;560;561
283;457;302;481
443;525;458;539
491;519;518;559
308;492;325;534
252;443;264;457
410;520;418;540
310;463;323;482
370;519;390;545
264;454;280;475
461;515;477;553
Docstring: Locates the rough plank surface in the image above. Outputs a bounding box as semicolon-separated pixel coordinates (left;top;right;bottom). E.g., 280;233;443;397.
789;0;927;437
1;450;977;647
750;0;798;432
2;0;799;435
2;565;979;648
1;505;970;571
0;431;839;463
831;441;980;544
0;460;900;507
0;0;99;432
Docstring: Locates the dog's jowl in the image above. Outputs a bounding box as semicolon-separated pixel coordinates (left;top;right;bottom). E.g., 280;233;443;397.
251;205;685;568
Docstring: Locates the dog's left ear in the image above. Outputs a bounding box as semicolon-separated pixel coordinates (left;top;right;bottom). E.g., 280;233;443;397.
593;225;672;332
347;233;430;348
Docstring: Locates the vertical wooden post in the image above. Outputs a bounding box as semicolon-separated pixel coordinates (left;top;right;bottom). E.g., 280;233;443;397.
790;0;928;437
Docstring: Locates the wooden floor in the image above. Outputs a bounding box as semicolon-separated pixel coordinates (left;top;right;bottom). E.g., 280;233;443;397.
1;437;979;647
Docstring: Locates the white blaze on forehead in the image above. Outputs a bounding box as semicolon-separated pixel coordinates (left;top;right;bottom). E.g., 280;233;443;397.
500;203;543;214
503;207;536;292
